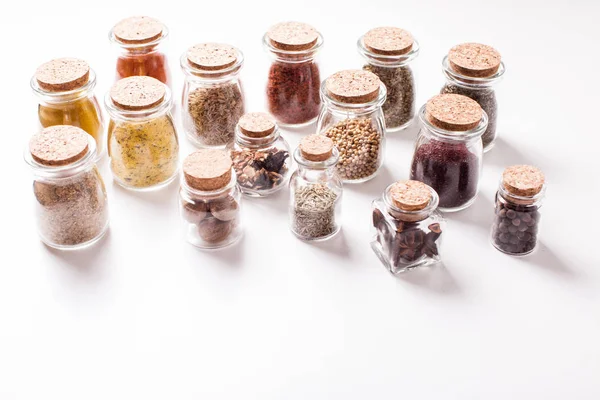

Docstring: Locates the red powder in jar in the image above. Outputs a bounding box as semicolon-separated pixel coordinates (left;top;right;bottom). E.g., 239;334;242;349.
116;52;170;86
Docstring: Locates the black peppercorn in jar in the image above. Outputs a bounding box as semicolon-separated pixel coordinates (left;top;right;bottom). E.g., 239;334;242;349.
491;165;546;255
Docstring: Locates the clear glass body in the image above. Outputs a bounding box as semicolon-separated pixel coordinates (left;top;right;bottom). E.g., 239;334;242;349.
371;184;445;274
409;105;487;212
316;82;387;183
179;174;243;249
289;148;343;241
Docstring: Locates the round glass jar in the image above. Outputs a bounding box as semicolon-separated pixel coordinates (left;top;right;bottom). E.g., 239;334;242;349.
263;21;323;127
181;43;246;148
317;70;387;183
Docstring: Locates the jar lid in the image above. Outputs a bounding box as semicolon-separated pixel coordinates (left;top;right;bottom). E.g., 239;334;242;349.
187;43;238;71
267;21;318;51
29;125;89;166
35;58;90;92
299;135;334;162
363;27;414;55
502;165;545;197
183;149;233;191
390;180;432;211
110;76;166;111
112;16;164;44
448;43;502;78
238;112;276;138
325;70;381;104
425;93;483;131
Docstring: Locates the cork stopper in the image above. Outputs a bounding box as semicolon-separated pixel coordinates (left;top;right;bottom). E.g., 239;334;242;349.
299;135;334;162
110;76;166;111
29;125;89;166
448;43;501;78
502;165;545;197
267;21;318;51
363;27;414;55
389;180;432;211
325;70;381;104
183;149;233;191
425;94;483;131
187;43;238;71
113;16;164;44
35;58;90;92
238;112;276;138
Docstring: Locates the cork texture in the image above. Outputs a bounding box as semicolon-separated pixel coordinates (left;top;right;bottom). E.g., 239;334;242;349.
113;16;163;44
30;125;89;166
300;135;333;162
238;112;276;138
390;180;431;211
187;43;238;71
426;93;483;131
110;76;166;111
183;149;233;191
363;27;414;55
502;165;545;197
325;70;381;104
35;58;90;92
267;21;318;51
448;43;501;78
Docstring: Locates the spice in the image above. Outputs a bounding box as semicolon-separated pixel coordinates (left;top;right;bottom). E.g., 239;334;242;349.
116;53;170;85
364;65;415;129
293;184;338;239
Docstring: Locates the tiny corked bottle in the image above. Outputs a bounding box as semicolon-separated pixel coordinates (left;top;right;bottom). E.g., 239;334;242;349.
263;21;323;127
491;165;546;255
227;112;291;197
317;70;387;183
371;180;445;274
440;43;505;152
31;58;105;157
179;149;243;249
290;135;343;241
24;125;109;250
181;43;246;148
410;94;487;212
358;26;419;131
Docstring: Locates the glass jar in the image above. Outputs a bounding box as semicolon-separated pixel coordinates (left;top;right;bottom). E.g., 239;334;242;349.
410;94;487;212
181;43;246;148
491;165;546;255
109;16;171;86
358;27;419;131
31;58;105;157
317;70;387;183
371;180;445;274
440;43;505;152
25;125;109;250
263;21;323;127
179;149;242;249
105;76;179;191
289;135;343;241
227;112;291;197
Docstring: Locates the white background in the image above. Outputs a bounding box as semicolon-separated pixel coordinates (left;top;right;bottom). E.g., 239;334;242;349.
1;0;599;398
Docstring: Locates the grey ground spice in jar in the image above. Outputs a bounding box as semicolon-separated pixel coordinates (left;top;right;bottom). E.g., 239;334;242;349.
293;183;338;239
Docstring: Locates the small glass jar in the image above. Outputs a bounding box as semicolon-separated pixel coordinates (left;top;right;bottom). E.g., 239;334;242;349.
25;125;109;250
491;165;546;255
440;43;505;152
181;43;246;148
263;21;323;127
410;94;487;212
105;76;179;191
358;27;419;131
31;58;105;157
371;180;445;274
109;16;171;86
227;112;291;197
289;135;343;241
179;149;242;249
317;70;387;183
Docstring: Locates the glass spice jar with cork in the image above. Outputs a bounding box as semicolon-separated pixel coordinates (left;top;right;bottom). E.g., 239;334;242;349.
410;94;487;212
24;125;109;250
181;43;246;148
109;16;171;86
371;180;445;274
289;135;343;241
358;26;419;131
179;149;242;249
440;43;505;152
227;112;291;197
317;70;387;183
105;76;179;190
491;165;546;255
263;21;323;127
31;58;105;157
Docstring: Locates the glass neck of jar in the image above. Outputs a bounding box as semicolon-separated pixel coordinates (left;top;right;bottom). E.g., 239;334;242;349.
180;52;244;83
180;173;237;201
263;32;322;64
109;28;169;56
357;37;420;68
320;82;387;117
31;70;97;104
497;181;546;207
382;183;439;222
234;127;280;148
417;104;488;144
442;56;505;89
25;136;98;179
293;148;339;179
104;87;173;121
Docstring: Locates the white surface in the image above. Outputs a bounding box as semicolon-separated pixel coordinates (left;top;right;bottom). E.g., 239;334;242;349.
1;1;599;398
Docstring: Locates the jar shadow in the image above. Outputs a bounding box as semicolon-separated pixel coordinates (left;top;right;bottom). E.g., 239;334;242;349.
304;229;352;259
345;165;395;199
244;187;289;215
194;234;246;267
396;262;462;296
385;119;420;144
517;242;578;279
110;177;180;208
484;136;529;167
44;229;111;276
447;193;494;232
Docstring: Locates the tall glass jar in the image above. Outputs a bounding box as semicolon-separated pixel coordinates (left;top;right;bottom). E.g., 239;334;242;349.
105;76;179;191
31;58;104;157
181;43;245;148
491;165;546;255
371;180;445;274
410;94;487;212
109;16;171;87
24;125;109;250
289;135;343;241
358;26;419;131
179;149;242;249
263;21;323;127
440;43;505;152
227;112;291;197
317;70;387;183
